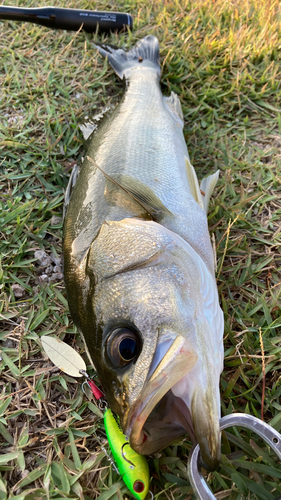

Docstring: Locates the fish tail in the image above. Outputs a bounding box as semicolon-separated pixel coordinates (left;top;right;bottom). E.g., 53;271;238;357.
94;35;161;80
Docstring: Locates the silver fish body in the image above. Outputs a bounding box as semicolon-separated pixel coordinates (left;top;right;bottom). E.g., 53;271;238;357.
63;35;224;470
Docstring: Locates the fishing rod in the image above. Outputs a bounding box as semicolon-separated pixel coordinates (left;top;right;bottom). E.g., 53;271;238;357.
0;5;133;33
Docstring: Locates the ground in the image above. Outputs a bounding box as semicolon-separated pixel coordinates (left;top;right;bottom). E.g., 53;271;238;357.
0;0;281;499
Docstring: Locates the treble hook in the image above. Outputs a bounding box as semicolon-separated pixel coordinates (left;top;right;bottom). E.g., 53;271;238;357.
188;413;281;500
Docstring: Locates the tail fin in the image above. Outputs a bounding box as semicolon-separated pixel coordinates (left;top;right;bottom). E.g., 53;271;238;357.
94;35;161;80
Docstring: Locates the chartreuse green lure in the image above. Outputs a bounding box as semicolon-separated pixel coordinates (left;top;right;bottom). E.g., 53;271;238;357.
41;336;150;500
104;408;150;500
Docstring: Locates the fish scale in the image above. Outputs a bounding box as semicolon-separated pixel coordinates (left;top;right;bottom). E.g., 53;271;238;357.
95;71;188;205
63;35;224;471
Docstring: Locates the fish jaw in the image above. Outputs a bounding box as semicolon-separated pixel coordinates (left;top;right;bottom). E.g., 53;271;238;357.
125;335;198;451
191;383;221;470
170;311;223;470
124;334;222;471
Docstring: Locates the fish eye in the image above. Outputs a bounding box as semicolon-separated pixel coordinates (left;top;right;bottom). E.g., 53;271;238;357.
107;327;141;367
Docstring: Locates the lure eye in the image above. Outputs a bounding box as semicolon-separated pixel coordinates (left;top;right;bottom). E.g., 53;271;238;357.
133;480;145;493
107;328;141;367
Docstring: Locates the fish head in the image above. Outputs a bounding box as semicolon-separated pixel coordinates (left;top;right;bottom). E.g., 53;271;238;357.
77;218;224;471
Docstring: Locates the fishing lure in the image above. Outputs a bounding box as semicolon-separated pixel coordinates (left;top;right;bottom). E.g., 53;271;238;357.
81;370;150;499
104;408;150;500
41;335;151;500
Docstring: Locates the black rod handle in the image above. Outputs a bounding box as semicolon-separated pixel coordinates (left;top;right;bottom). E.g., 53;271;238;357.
0;6;133;32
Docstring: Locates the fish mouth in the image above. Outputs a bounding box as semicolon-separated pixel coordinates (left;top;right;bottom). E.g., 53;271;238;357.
125;336;221;471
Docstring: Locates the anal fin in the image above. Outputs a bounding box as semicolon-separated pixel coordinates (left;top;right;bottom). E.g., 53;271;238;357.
200;171;220;214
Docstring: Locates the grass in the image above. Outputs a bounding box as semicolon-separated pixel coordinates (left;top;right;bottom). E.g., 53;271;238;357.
0;0;281;498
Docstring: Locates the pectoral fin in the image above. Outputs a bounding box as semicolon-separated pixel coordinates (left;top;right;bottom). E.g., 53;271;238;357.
87;157;172;221
200;171;220;214
118;176;172;220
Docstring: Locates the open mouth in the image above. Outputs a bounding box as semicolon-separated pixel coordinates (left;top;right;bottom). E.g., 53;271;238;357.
124;336;221;471
125;335;198;453
130;388;196;454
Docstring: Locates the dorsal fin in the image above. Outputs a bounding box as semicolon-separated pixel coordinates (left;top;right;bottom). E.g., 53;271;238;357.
79;105;114;142
86;157;172;221
63;164;80;221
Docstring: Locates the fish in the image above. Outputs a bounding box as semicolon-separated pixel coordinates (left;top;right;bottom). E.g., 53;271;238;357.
63;35;224;471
